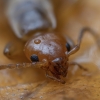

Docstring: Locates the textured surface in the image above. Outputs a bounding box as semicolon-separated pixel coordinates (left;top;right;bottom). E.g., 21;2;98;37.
0;0;100;100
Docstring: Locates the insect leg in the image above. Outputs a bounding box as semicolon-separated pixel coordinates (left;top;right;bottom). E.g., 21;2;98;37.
69;62;87;71
66;27;100;56
45;71;65;84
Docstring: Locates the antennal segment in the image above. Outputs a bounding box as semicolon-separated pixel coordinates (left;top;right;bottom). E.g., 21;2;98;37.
66;27;100;56
0;61;48;70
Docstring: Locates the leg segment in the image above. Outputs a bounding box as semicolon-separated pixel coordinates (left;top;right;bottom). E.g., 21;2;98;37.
69;62;87;71
45;71;65;84
66;27;100;56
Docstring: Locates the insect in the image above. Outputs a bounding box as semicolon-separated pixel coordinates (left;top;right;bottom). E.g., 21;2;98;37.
2;0;100;84
1;28;100;84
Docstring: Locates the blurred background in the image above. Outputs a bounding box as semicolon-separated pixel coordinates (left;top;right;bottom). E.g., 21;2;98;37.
0;0;100;100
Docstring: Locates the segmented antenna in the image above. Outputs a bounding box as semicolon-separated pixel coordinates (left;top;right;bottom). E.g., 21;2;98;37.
0;61;48;70
67;27;100;56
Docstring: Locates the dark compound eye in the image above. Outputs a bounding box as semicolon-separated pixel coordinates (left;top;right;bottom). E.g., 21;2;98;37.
30;54;39;62
66;43;71;51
